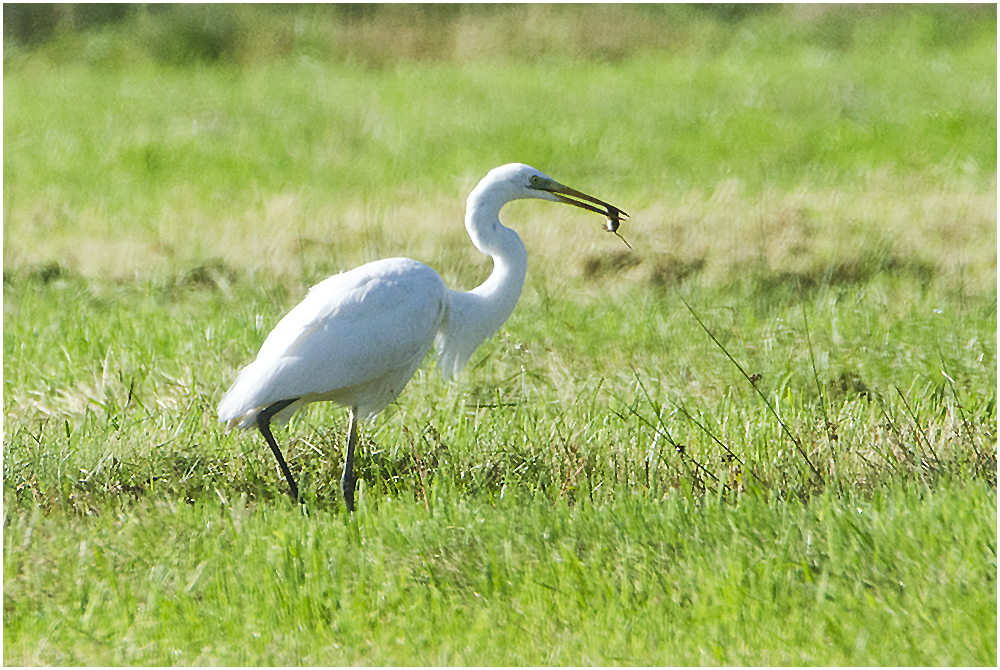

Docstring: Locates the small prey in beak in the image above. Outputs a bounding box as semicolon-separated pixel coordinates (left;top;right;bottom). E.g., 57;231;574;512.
603;207;632;249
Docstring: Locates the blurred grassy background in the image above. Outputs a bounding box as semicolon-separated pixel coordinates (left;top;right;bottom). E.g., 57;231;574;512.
4;4;996;71
4;3;996;290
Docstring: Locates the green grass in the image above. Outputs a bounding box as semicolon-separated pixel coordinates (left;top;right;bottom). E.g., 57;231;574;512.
4;4;997;665
4;483;996;665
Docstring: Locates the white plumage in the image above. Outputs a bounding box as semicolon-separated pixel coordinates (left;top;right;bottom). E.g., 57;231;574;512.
218;258;448;427
218;163;627;510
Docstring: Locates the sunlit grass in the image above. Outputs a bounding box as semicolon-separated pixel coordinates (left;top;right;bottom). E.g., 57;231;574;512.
3;481;995;665
3;4;997;666
4;254;994;512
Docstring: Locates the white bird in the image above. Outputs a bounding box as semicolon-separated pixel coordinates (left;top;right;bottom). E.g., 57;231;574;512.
218;163;627;510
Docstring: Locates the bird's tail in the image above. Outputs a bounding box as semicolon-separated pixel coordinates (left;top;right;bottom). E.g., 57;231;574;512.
217;363;265;431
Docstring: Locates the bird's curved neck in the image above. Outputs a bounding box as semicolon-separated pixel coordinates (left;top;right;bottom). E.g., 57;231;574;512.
463;189;528;334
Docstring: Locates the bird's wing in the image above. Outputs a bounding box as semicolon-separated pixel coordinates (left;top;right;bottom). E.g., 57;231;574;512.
218;258;447;425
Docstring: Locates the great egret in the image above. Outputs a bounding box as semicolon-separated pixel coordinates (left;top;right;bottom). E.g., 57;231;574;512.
218;163;627;510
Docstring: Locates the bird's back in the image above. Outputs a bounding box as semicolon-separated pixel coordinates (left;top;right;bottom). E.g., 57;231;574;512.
218;258;448;428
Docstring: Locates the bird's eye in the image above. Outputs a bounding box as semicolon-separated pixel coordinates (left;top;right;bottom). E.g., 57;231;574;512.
529;175;540;185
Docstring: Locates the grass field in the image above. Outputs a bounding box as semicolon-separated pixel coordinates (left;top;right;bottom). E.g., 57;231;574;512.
4;4;997;665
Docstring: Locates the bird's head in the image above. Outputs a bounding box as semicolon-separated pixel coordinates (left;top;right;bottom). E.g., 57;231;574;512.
473;163;628;223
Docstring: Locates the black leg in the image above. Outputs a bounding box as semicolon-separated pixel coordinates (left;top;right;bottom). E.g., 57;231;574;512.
341;408;359;512
257;398;300;503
